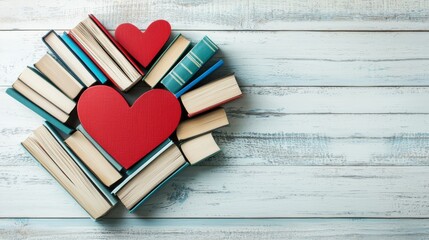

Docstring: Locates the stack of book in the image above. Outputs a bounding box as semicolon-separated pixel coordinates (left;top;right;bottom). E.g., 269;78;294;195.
8;15;242;219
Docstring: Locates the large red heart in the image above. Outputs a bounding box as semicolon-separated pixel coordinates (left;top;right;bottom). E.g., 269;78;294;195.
115;20;171;68
77;86;181;169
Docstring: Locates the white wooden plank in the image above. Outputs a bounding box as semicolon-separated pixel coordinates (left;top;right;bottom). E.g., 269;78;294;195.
1;165;429;218
2;89;429;167
2;31;429;87
1;219;429;239
1;0;429;30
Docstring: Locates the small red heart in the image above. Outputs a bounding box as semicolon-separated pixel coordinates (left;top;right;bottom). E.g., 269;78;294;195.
115;20;171;68
77;86;181;169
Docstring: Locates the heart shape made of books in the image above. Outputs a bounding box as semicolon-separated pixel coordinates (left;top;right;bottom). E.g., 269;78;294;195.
8;14;242;219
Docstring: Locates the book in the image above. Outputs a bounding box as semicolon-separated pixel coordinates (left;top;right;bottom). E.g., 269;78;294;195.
6;89;73;134
69;16;143;91
76;124;123;171
144;34;191;87
174;59;224;98
18;67;76;114
11;80;69;123
21;125;114;219
34;53;83;99
42;30;97;87
180;74;242;117
65;130;122;187
60;32;108;84
129;162;188;213
44;122;118;206
115;144;187;210
161;36;219;93
181;132;220;165
176;108;229;141
112;139;173;195
88;14;144;76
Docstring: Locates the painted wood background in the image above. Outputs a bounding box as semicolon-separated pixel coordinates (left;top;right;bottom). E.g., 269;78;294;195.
1;0;429;238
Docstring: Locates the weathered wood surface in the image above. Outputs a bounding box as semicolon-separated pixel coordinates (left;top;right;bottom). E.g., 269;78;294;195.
2;165;429;218
2;31;429;87
1;0;429;238
1;0;429;30
1;219;429;240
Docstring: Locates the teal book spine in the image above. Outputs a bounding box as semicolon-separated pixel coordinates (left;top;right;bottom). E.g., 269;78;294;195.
6;88;73;134
61;32;108;84
44;122;118;206
129;162;189;213
161;36;218;93
111;139;173;195
76;125;123;171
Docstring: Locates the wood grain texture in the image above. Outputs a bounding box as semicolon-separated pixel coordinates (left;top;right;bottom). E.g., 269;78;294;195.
1;165;429;218
1;0;429;30
2;31;429;87
1;219;429;239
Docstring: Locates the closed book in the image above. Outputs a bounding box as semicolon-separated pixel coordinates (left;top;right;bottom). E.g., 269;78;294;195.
129;162;189;213
22;124;114;219
6;88;73;134
34;53;83;99
115;144;187;210
144;34;191;87
180;74;242;117
180;133;220;165
42;30;97;87
174;59;223;98
76;125;123;171
112;139;173;195
44;122;118;206
65;130;123;187
161;36;219;93
61;32;108;84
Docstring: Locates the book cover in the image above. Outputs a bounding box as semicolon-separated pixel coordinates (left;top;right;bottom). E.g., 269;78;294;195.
76;124;123;171
144;34;191;87
129;161;189;213
111;139;173;195
161;36;219;94
61;32;108;84
6;88;73;134
44;122;118;206
88;14;144;76
174;59;223;98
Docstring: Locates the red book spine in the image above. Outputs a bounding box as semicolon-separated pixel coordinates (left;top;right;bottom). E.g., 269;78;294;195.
67;32;122;90
89;14;144;76
186;94;242;118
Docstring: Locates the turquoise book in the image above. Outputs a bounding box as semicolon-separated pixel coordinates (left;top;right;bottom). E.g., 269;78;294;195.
111;139;173;195
76;124;123;171
61;32;108;84
174;59;223;98
161;36;219;93
129;162;189;213
6;88;73;134
44;122;118;206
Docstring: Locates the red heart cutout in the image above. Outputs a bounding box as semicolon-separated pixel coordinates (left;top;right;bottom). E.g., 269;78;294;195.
115;20;171;68
77;86;181;169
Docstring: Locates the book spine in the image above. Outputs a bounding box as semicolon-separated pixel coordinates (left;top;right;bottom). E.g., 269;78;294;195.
44;122;119;206
187;94;242;118
88;14;144;76
61;32;108;84
174;59;223;98
161;36;219;94
129;161;189;213
6;88;73;134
